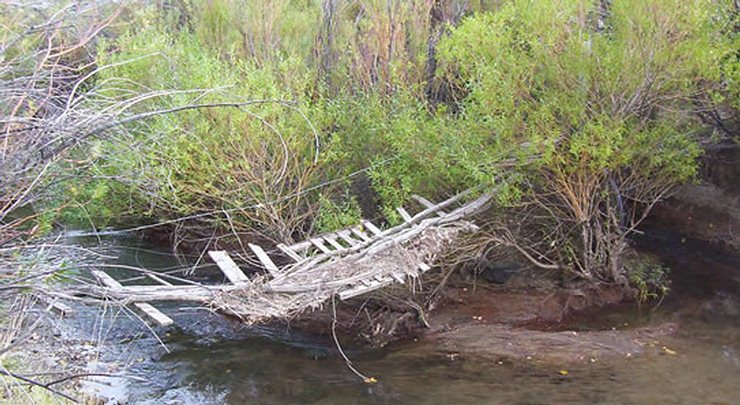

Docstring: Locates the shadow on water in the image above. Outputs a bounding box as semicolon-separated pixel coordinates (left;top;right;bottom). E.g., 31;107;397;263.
59;230;739;404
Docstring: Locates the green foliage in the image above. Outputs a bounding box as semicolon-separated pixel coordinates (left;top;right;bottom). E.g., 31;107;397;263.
42;0;734;289
312;193;362;233
91;10;326;239
627;256;671;305
436;0;724;182
420;0;734;281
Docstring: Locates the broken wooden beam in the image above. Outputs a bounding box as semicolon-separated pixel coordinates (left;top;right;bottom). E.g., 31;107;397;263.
350;226;372;242
277;243;303;262
209;250;251;284
91;270;174;327
361;220;382;236
37;296;72;317
78;284;231;302
339;278;394;300
323;235;345;251
247;244;282;277
310;238;333;254
411;195;447;217
337;230;360;246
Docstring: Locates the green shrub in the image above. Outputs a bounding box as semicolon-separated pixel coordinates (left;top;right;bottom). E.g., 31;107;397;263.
627;257;671;305
411;0;737;282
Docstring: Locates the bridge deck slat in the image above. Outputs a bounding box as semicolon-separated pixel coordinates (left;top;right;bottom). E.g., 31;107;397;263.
38;296;73;317
147;273;172;286
323;236;345;251
337;230;360;246
411;195;447;217
209;251;251;283
133;302;175;327
361;220;382;236
391;272;406;284
247;244;281;277
92;270;174;326
339;279;393;300
350;227;371;242
277;243;303;262
310;238;333;254
396;207;414;223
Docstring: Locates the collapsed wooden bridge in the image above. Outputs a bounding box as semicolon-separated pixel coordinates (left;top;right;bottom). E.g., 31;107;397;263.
80;190;493;326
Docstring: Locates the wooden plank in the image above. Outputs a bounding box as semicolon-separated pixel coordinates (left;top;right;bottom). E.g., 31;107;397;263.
411;195;447;217
92;270;174;327
339;279;393;300
350;227;372;242
277;243;303;262
288;240;313;254
323;236;345;251
246;244;281;278
337;230;360;246
396;207;414;223
390;272;406;284
38;296;72;317
92;284;228;301
361;220;382;236
132;302;174;327
310;238;333;254
209;251;251;284
92;270;122;289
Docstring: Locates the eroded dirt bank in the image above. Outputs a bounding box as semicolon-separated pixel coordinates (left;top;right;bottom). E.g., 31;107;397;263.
285;226;737;365
424;286;677;364
649;142;739;252
311;143;740;362
282;279;679;364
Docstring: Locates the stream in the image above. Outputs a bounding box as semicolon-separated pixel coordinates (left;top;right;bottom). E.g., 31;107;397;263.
55;229;739;404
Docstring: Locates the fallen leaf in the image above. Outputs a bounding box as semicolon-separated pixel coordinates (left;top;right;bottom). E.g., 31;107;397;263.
559;370;569;376
662;346;677;356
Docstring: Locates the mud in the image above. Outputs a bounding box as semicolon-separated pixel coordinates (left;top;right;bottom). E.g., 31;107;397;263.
650;142;740;252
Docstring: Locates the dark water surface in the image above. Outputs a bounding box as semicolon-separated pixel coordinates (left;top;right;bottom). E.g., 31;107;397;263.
61;231;739;404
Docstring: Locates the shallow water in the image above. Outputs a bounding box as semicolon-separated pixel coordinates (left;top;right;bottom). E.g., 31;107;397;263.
61;231;739;404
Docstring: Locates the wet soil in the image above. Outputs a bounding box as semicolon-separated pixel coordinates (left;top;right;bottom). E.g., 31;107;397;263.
423;285;676;363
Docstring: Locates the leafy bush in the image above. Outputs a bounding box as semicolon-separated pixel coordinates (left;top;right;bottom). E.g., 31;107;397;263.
626;256;671;305
418;0;736;283
47;0;735;291
92;12;328;242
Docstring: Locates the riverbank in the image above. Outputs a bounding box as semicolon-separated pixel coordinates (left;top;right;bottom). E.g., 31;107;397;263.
74;228;738;404
1;313;102;403
4;224;737;403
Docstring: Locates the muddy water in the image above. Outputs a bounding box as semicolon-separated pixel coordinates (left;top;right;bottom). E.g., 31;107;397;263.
64;231;738;404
